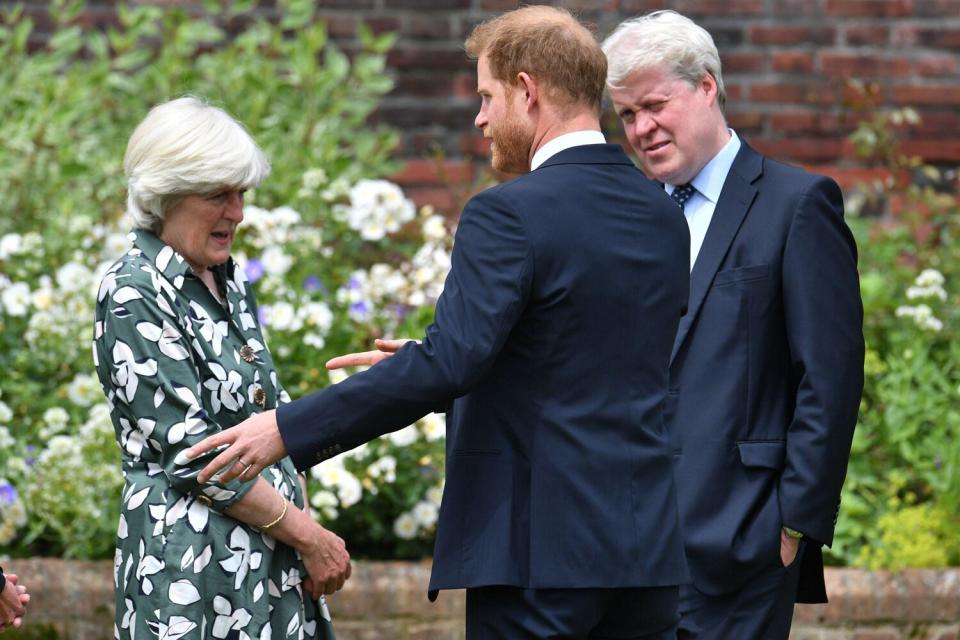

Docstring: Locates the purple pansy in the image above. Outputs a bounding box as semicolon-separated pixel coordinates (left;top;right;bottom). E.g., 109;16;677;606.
244;258;265;284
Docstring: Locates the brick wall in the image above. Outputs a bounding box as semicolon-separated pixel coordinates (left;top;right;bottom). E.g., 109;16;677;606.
18;0;960;211
5;559;959;639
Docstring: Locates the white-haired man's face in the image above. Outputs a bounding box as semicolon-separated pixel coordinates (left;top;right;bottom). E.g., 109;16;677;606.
609;64;726;185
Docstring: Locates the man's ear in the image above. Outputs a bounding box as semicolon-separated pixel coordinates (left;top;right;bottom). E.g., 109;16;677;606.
517;72;538;112
700;73;719;106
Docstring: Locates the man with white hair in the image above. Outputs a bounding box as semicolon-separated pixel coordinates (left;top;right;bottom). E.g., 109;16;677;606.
602;11;864;639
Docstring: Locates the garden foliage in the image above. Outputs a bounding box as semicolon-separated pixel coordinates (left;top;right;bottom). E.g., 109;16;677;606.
829;83;960;568
0;0;448;560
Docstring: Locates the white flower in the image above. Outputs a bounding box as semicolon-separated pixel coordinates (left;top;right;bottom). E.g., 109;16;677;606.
261;246;294;277
343;179;416;242
0;427;12;449
426;483;444;507
0;401;12;423
336;472;363;508
56;261;93;294
367;455;396;483
67;373;101;407
43;407;70;429
30;286;55;311
0;234;24;259
419;413;446;441
422;214;447;241
393;513;418;540
388;425;418;447
301;302;333;333
413;500;439;529
264;301;302;332
915;268;945;288
2;282;31;316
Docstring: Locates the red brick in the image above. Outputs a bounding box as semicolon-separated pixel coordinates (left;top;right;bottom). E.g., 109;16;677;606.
914;27;960;49
771;52;815;74
479;0;523;10
806;166;898;191
388;47;472;71
819;53;913;78
753;137;848;162
749;82;839;105
726;111;764;132
323;15;357;40
384;0;469;8
771;112;855;135
461;133;492;157
616;0;672;11
825;0;914;17
915;54;959;77
670;0;764;15
405;186;456;212
901;139;960;162
453;72;477;99
844;25;890;46
892;85;960;106
722;52;766;74
406;15;452;40
392;159;475;185
750;25;836;46
393;74;456;98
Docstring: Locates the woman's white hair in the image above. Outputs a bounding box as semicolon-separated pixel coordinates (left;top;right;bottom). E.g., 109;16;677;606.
123;96;270;231
601;10;726;109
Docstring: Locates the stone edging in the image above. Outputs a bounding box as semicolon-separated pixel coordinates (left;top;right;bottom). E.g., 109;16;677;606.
3;559;959;639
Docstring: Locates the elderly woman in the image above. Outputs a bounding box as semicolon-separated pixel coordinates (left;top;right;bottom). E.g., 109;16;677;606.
93;96;349;639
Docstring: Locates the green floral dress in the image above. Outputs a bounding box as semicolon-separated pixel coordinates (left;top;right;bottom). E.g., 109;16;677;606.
93;229;335;640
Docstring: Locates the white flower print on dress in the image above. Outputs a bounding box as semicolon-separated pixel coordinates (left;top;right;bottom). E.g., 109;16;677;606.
136;320;190;361
204;362;245;413
190;301;228;355
212;595;253;639
220;525;264;590
111;339;158;403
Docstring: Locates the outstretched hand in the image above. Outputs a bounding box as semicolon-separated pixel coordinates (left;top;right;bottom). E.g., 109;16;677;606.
187;410;288;484
325;338;416;370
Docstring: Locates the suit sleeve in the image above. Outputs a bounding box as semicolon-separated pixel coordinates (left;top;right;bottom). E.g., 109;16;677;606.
278;190;533;471
778;176;865;546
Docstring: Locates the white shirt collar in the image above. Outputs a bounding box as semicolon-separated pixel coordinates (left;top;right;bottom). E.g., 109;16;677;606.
530;130;606;171
668;130;741;203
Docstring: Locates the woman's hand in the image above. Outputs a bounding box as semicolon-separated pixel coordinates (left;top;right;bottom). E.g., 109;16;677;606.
298;522;352;600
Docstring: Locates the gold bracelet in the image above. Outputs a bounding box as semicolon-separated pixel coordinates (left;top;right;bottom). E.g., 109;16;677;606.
259;496;288;531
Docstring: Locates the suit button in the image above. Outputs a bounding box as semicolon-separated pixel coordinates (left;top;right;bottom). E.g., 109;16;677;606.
333;444;342;454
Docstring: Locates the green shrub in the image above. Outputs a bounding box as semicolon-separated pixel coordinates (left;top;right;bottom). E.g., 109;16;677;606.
0;0;449;560
827;82;960;567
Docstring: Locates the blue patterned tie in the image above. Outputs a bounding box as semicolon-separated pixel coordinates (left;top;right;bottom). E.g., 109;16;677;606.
670;183;696;210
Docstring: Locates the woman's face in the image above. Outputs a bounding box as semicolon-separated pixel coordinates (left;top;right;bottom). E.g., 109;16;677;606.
160;189;245;272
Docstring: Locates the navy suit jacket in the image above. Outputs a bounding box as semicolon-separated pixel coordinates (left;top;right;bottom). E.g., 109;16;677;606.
666;141;864;602
278;144;691;594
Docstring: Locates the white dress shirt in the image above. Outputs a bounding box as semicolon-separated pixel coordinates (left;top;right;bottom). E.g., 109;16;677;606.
666;131;741;271
531;130;606;171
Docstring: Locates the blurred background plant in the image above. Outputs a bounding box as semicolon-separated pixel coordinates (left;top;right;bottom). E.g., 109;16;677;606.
828;80;960;568
0;0;450;560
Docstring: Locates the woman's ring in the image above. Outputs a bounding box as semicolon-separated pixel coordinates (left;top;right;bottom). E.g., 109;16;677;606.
238;458;253;475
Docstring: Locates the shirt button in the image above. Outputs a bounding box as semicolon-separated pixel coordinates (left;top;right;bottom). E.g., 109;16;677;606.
196;494;213;506
254;386;266;407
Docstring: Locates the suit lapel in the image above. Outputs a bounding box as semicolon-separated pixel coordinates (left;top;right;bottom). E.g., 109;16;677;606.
670;144;763;364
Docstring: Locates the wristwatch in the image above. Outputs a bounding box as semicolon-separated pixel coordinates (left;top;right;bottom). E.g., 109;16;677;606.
783;526;804;539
